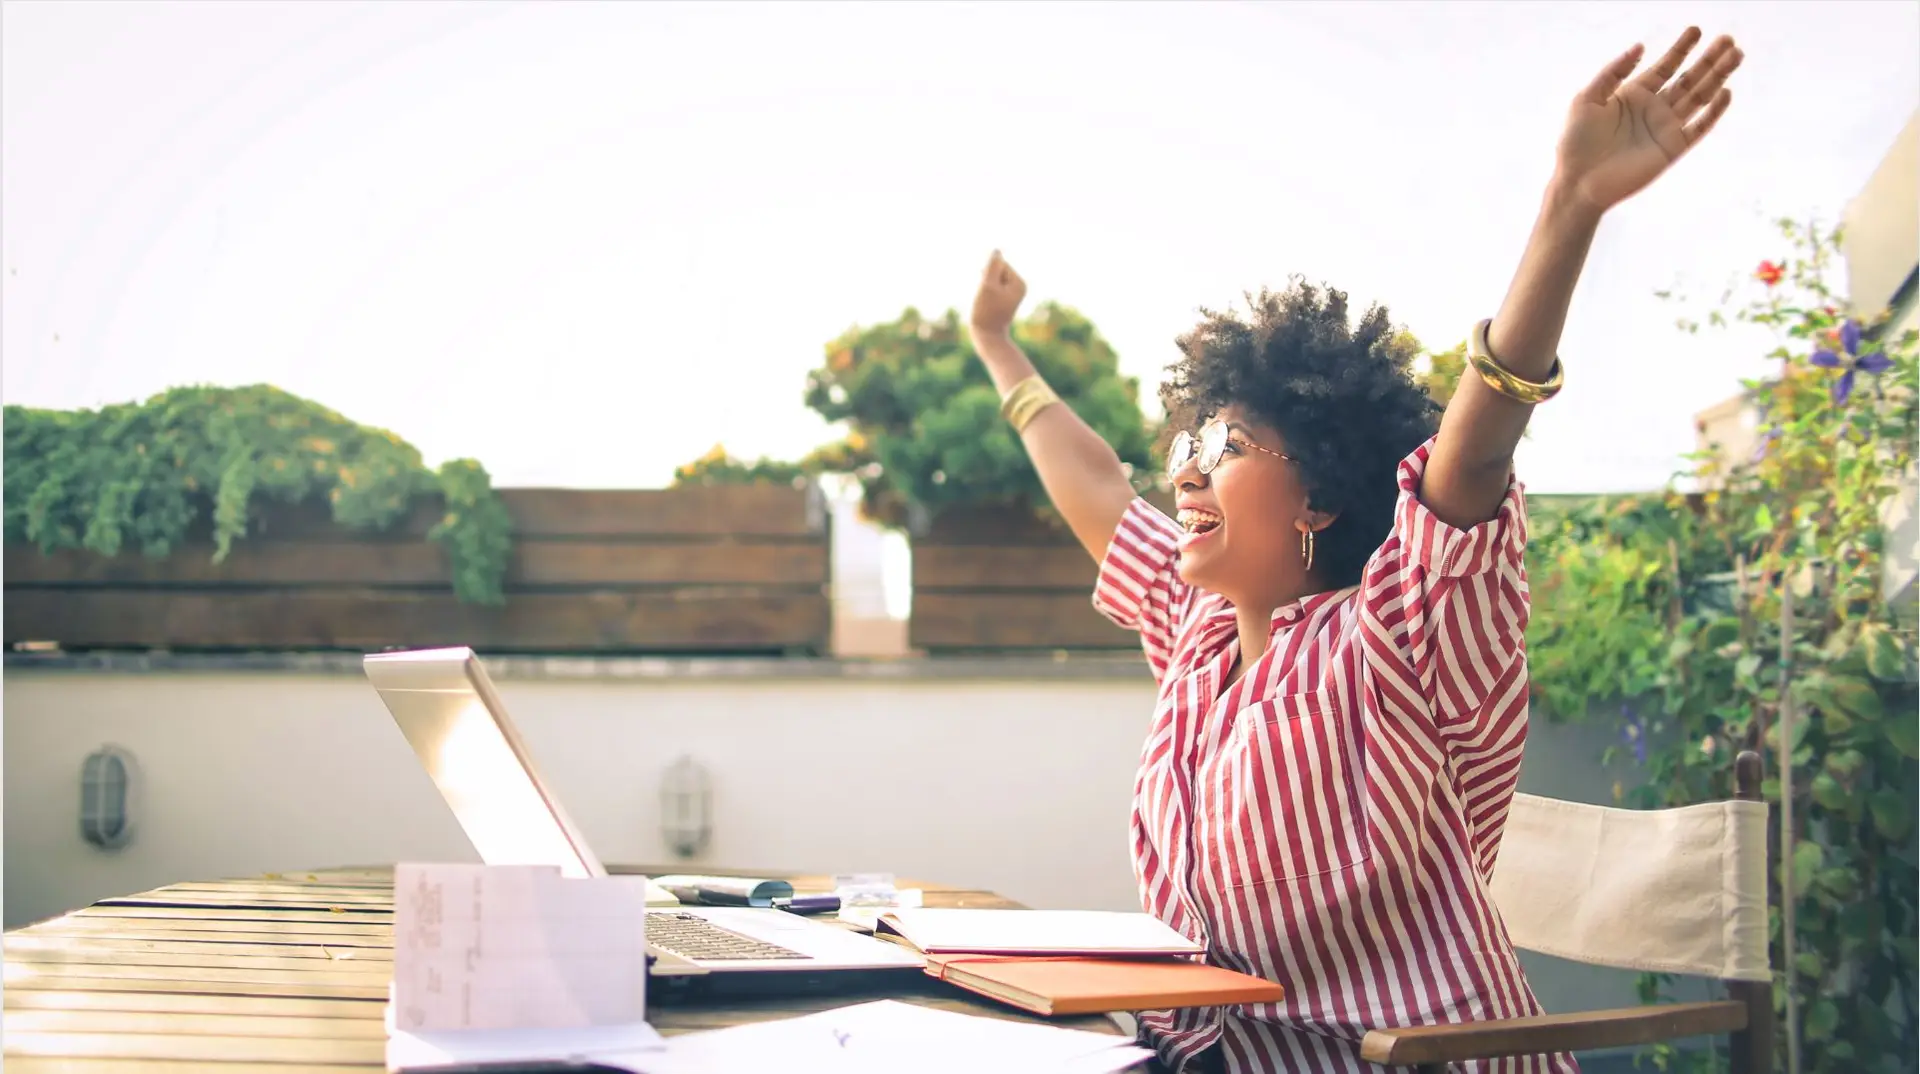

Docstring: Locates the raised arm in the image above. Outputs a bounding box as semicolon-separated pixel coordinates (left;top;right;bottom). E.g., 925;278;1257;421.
968;251;1140;561
1423;27;1742;529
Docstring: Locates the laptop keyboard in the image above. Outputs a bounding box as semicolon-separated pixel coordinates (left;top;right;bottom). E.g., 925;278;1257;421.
646;912;811;962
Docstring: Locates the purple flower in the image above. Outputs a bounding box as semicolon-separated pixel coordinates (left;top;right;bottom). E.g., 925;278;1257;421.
1810;319;1893;404
1620;704;1647;766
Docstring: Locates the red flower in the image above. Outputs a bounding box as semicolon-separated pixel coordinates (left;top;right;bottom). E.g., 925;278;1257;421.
1756;260;1785;287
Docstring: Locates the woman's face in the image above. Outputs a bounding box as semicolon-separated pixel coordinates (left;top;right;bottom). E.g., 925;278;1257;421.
1171;405;1324;608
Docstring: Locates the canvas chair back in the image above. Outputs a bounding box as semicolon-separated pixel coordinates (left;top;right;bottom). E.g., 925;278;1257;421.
1488;791;1771;983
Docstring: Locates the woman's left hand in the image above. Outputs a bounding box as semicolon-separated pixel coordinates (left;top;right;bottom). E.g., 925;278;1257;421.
1554;26;1743;215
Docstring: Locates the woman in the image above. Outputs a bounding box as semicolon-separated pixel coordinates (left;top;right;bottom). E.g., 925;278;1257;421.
966;28;1742;1074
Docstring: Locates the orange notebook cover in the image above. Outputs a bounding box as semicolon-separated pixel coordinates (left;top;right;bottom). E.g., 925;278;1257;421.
924;954;1285;1017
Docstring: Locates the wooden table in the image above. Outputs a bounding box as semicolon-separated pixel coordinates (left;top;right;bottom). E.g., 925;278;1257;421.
3;866;1129;1072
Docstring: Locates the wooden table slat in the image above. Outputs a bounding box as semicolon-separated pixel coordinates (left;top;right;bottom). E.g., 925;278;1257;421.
96;897;393;913
6;1010;389;1041
5;991;385;1020
150;884;399;898
76;907;393;926
117;891;397;906
5;1059;377;1074
5;944;392;972
10;929;395;952
6;962;391;986
36;916;392;939
4;1030;385;1064
2;974;390;1002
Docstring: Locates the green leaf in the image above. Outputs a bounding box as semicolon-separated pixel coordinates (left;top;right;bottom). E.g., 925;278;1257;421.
1755;503;1776;531
1704;617;1742;649
1817;866;1859;899
1791;840;1824;898
1824;749;1867;779
1768;715;1813;754
1862;624;1909;681
1888;716;1920;760
1870;788;1912;841
1804;997;1839;1042
1825;675;1884;726
1811;772;1850;812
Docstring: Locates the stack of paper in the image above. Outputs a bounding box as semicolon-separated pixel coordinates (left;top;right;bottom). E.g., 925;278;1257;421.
388;1023;667;1071
636;1000;1151;1074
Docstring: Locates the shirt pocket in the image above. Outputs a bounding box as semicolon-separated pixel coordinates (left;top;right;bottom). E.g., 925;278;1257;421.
1219;689;1370;888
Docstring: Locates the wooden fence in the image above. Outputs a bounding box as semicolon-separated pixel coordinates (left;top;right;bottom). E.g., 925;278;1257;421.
908;503;1150;653
4;484;831;655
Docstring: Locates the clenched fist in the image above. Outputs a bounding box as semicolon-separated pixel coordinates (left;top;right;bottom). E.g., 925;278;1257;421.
969;250;1027;339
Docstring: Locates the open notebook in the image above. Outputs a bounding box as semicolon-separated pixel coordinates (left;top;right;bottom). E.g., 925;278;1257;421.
875;909;1204;957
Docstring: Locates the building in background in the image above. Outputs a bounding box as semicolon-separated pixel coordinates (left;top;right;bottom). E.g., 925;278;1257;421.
826;475;911;656
1694;108;1918;614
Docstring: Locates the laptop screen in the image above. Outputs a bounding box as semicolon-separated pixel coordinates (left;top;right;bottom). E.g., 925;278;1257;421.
365;647;604;880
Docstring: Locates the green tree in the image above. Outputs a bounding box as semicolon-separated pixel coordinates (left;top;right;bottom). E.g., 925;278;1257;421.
798;303;1157;529
1525;218;1918;1072
1418;337;1469;407
671;445;812;488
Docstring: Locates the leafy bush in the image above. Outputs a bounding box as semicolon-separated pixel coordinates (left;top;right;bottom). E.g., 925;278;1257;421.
1525;219;1918;1072
671;445;813;488
796;303;1158;528
3;384;513;603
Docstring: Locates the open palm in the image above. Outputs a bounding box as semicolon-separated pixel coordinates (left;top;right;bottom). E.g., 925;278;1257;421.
1557;27;1743;213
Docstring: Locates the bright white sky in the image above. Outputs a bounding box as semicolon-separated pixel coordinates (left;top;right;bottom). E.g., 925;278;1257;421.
4;0;1916;494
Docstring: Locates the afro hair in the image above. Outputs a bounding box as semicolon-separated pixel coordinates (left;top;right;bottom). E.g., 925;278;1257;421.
1159;278;1441;588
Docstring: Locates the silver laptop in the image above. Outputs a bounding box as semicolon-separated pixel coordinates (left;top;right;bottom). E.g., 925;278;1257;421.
363;646;925;987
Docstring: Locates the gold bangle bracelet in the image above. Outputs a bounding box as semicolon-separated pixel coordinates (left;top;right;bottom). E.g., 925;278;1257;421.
1467;318;1564;405
999;375;1061;434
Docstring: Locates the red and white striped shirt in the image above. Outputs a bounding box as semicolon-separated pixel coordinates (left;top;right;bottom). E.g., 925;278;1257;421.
1092;437;1578;1074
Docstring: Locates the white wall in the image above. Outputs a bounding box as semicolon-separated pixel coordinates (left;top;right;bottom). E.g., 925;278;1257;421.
2;659;1676;1026
3;668;1155;929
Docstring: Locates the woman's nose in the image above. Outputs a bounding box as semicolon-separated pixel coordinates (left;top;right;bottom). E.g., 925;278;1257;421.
1171;456;1207;492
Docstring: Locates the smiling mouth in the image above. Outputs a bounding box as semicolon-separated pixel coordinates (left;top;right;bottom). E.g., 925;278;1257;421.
1177;509;1222;536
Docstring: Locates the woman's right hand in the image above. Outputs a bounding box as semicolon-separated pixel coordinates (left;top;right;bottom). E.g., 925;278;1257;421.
969;249;1028;342
960;248;1137;564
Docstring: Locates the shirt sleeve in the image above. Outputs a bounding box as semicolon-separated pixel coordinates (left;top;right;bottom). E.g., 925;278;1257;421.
1360;436;1531;735
1092;498;1192;682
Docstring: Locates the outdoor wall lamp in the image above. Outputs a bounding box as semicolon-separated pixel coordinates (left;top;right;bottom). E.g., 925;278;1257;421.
660;755;712;858
80;745;138;850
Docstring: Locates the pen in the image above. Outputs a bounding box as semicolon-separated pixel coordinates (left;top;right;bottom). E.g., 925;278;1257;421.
773;893;841;915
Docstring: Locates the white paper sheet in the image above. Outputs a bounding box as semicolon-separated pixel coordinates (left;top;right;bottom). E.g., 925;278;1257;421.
390;863;653;1033
387;1022;665;1072
631;999;1150;1074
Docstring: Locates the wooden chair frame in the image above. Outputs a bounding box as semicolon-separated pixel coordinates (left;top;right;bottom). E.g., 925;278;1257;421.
1358;751;1774;1074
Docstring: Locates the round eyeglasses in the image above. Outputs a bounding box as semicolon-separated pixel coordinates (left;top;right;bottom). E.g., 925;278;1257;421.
1166;419;1295;481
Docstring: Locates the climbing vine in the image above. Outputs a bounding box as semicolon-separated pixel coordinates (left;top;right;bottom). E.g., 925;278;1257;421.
4;384;513;604
1524;218;1918;1072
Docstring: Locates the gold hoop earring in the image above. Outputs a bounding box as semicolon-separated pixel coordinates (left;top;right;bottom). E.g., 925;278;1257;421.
1300;527;1315;572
